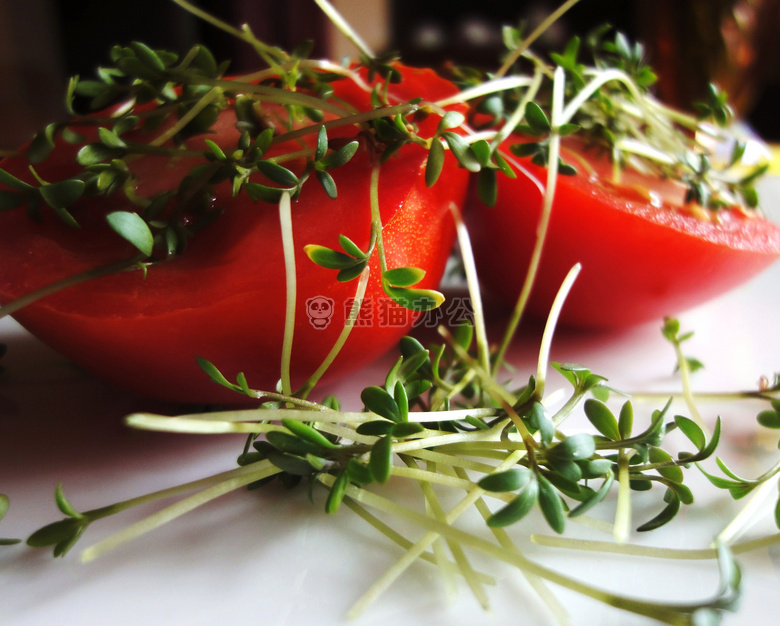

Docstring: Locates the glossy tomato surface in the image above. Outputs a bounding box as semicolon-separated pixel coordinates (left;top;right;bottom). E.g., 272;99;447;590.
0;65;469;404
465;136;780;328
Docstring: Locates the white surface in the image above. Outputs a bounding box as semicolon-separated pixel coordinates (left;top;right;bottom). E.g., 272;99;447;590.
2;196;780;625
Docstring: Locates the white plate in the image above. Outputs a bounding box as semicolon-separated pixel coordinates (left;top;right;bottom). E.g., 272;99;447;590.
2;187;780;626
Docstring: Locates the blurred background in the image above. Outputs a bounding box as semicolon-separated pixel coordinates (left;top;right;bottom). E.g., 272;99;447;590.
1;0;779;150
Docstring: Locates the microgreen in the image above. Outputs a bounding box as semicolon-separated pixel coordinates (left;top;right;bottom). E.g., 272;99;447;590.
4;1;780;625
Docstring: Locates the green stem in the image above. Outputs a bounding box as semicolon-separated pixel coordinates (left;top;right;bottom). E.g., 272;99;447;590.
0;256;145;320
495;0;583;78
296;266;371;399
368;162;388;275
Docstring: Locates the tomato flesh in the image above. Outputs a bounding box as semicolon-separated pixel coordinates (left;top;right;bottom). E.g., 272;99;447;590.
0;66;469;404
465;137;780;328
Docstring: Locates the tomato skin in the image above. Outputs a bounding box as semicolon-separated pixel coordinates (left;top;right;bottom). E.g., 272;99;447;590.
465;136;780;328
0;65;469;405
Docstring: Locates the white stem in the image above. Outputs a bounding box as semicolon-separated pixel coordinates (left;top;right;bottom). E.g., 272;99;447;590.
278;192;296;396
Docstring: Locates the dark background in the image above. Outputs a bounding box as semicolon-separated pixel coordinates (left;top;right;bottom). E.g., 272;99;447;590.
1;0;779;148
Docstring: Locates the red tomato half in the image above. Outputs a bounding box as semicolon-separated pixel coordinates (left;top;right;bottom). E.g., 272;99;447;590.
0;65;469;404
465;136;780;328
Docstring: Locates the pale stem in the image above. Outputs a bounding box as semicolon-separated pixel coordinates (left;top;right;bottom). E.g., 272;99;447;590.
535;263;581;398
673;339;706;431
614;448;636;544
494;66;566;374
312;0;375;59
405;457;489;609
532;533;780;559
717;472;780;545
278;192;296;396
82;462;279;562
434;75;535;109
449;203;491;374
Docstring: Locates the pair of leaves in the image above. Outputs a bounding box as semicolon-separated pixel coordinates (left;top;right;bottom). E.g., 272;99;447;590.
305;233;369;283
425;110;481;188
26;485;90;557
480;469;566;533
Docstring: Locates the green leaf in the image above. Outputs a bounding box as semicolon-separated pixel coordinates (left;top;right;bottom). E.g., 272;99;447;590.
538;475;566;533
338;234;367;259
674;415;707;450
325;472;349;514
437;110;465;132
244;182;293;203
316;169;338;199
471;139;491;167
0;168;34;191
425;138;445;188
569;472;614;517
337;261;367;282
551;433;596;461
266;431;324;457
442;132;480;172
390;422;424;438
757;409;780;429
369;435;393;483
54;484;83;519
203;139;226;161
315;125;328;161
356;420;395;436
28;123;59;163
196;357;240;391
267;452;314;476
361;386;401;422
618;401;634;439
584;399;620;440
106;211;154;257
524;102;551;133
637;492;681;532
385;286;444;311
487;478;539;527
39;179;85;211
648;447;684;483
255;160;300;187
393;380;409;422
98;126;128;149
383;267;425;287
304;244;357;270
476;168;497;207
26;517;87;556
479;468;532;493
319;141;359;170
346;459;374;485
77;143;125;165
281;419;337;449
0;494;9;521
527;402;554;446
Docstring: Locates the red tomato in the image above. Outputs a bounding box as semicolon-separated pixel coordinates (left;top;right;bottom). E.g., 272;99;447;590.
0;65;469;404
465;136;780;328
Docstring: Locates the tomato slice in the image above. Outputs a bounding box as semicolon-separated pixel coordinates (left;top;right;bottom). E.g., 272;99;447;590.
465;136;780;328
0;65;469;404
